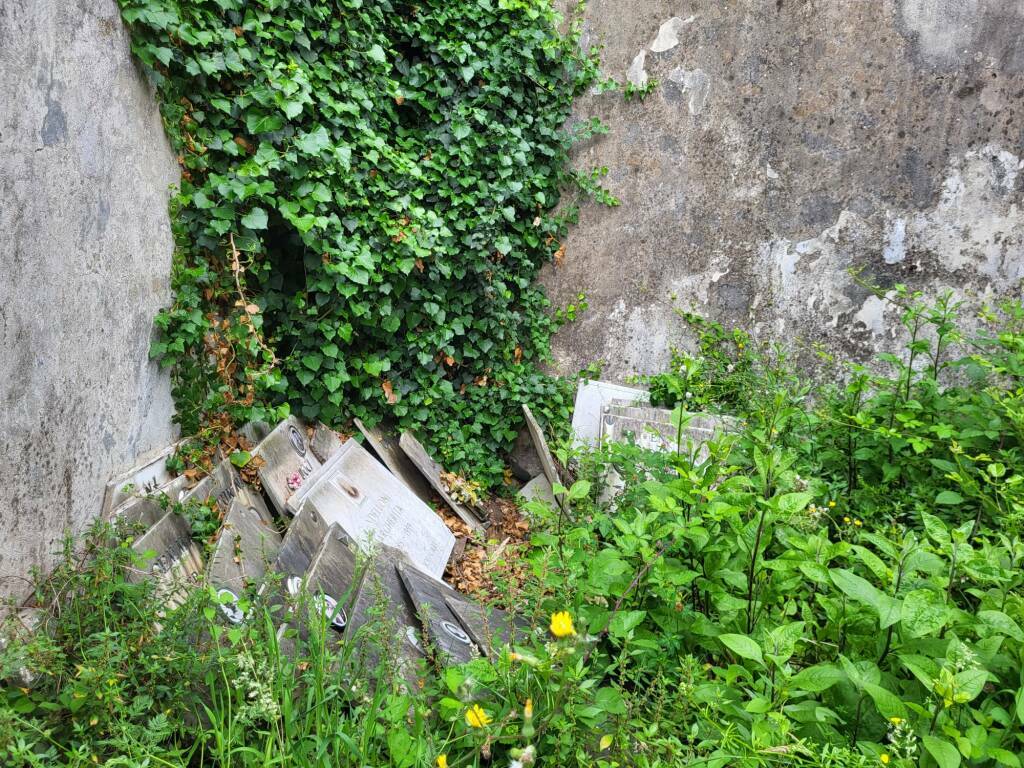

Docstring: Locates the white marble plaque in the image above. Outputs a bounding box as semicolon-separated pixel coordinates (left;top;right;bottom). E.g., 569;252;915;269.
288;439;455;578
571;380;650;448
601;404;737;458
102;442;184;516
253;417;322;514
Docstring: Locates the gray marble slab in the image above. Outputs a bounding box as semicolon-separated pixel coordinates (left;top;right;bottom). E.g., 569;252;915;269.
355;418;435;505
275;505;330;578
397;563;480;664
522;404;564;509
310;422;344;463
398;432;485;532
295;523;361;636
519;474;558;508
602;404;737;459
444;596;529;657
253;417;322;515
288;439;455;578
102;442;186;516
208;497;282;596
129;511;203;613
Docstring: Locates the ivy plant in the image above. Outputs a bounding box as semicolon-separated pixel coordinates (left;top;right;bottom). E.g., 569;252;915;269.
117;0;606;484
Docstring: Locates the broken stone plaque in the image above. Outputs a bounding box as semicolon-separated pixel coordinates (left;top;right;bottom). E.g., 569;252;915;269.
346;546;424;681
397;563;480;665
102;442;186;516
571;380;650;448
129;511;203;612
181;460;246;511
444;594;528;657
601;404;736;459
519;474;558;508
111;496;165;533
288;439;455;578
253;417;322;515
297;523;361;635
522;404;564;509
208;496;282;597
310;422;344;463
238;420;272;446
275;505;329;577
398;432;485;532
1;608;45;687
355;418;434;505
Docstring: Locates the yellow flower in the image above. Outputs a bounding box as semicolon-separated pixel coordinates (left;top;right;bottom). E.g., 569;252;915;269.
550;611;576;638
437;755;448;768
843;516;852;524
828;501;836;508
889;717;902;725
880;755;890;765
524;698;533;720
854;519;863;527
465;704;491;728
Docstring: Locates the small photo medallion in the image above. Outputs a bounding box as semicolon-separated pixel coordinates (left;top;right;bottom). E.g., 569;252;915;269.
314;593;347;630
441;619;472;645
289;426;307;456
216;588;245;624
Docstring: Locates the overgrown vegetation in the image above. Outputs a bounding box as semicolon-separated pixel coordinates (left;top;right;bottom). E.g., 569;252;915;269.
5;293;1024;767
117;0;611;485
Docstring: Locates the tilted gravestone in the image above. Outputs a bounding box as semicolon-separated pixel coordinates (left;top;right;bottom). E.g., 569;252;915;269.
208;490;283;598
397;562;480;665
253;417;322;515
287;439;455;579
102;442;184;516
292;523;361;639
522;404;565;510
601;403;737;459
518;474;558;508
398;432;485;533
346;546;425;685
129;511;203;615
355;418;434;505
444;593;529;658
570;380;650;448
275;505;330;578
310;422;344;463
180;461;271;523
111;496;165;533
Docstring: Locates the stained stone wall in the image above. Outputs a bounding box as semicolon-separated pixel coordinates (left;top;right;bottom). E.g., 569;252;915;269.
0;0;178;607
546;0;1024;378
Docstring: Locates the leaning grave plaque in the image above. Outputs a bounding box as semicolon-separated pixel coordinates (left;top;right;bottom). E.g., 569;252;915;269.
208;494;283;597
288;439;455;579
253;417;322;515
310;422;344;463
522;404;565;510
102;442;184;516
182;461;274;523
398;431;484;532
397;562;481;665
274;504;330;577
129;511;204;613
355;418;434;505
571;380;649;448
519;474;558;508
444;595;528;657
346;546;425;680
289;523;362;640
601;404;736;459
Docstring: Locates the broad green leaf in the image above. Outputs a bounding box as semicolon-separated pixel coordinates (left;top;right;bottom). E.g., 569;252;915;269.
790;664;845;693
608;610;646;638
978;610;1024;641
901;589;948;638
863;682;906;719
952;668;988;703
922;735;961;768
830;568;901;628
935;490;964;505
719;634;764;665
229;451;251;468
295;125;330;155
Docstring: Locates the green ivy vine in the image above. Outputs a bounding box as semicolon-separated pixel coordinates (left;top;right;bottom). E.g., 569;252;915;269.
117;0;609;485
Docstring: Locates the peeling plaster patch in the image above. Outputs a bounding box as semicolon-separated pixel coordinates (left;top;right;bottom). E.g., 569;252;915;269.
649;15;696;53
600;302;672;375
899;0;979;66
766;163;780;180
883;216;907;264
854;295;888;337
667;68;710;115
626;50;648;87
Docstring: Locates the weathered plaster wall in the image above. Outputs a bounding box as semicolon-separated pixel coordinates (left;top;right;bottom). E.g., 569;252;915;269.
546;0;1024;379
0;0;178;605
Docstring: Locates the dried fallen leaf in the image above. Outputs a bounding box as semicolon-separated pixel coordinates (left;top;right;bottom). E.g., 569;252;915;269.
382;379;397;404
395;94;405;105
245;303;259;315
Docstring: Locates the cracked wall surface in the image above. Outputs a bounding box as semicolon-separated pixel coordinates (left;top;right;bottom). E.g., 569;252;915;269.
546;0;1024;379
0;0;179;606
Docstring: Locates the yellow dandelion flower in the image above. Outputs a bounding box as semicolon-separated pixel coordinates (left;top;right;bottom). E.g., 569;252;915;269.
550;611;576;638
880;755;890;765
854;519;863;527
437;755;448;768
465;704;491;728
843;516;852;524
828;501;836;508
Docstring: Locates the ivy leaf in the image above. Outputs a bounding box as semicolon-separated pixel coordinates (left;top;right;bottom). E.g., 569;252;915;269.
241;207;268;230
229;451;251;468
366;44;387;63
295;125;330;155
460;65;475;82
245;112;284;134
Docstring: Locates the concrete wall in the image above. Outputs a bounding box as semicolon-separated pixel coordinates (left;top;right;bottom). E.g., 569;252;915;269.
0;0;178;606
546;0;1024;379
